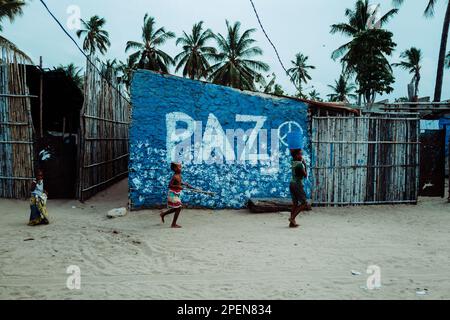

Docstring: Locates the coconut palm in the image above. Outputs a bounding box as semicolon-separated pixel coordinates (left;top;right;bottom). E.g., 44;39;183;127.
331;0;398;105
208;20;269;90
175;21;216;80
126;14;175;73
327;74;357;103
76;15;110;56
331;0;398;60
256;73;285;95
0;0;32;61
286;53;315;98
100;58;119;82
0;0;25;31
308;90;322;101
393;0;449;102
55;63;84;90
117;58;136;90
392;47;423;97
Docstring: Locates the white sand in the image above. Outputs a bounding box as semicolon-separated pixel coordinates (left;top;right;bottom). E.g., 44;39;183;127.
0;179;449;300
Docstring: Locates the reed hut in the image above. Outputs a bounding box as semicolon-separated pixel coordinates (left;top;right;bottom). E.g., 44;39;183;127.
0;48;35;198
0;46;130;200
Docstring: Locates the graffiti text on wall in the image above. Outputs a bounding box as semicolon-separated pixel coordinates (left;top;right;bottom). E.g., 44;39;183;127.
167;112;303;175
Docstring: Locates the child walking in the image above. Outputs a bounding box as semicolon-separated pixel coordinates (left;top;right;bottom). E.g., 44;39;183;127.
160;163;192;228
289;149;308;228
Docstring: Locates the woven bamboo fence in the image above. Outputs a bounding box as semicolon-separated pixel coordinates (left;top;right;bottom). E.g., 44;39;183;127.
0;47;35;198
78;58;131;201
312;113;420;206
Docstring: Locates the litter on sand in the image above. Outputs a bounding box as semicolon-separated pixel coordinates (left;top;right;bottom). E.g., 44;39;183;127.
107;208;128;219
351;270;362;276
416;289;429;296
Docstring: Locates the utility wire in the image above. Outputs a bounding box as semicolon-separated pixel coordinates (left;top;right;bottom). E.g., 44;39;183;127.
38;0;130;103
249;0;302;95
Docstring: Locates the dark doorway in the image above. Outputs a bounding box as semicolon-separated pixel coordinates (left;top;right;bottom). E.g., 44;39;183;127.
26;66;83;199
420;129;446;197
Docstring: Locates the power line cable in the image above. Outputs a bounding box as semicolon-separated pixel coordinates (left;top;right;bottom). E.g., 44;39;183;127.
38;0;130;103
248;0;302;95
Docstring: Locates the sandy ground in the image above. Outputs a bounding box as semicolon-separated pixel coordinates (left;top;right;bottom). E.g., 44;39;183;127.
0;179;449;300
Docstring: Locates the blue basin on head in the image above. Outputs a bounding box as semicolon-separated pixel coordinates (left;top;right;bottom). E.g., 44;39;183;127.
287;130;303;150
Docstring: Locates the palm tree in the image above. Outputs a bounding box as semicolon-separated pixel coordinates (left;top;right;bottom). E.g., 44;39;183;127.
175;21;216;80
101;58;119;82
126;14;175;73
273;84;285;96
331;1;398;105
286;53;315;98
331;1;398;61
331;1;398;60
0;0;32;61
256;73;285;95
117;58;136;90
0;0;25;31
76;15;111;56
393;0;450;102
208;20;269;90
308;90;322;101
55;63;84;90
327;74;357;102
392;47;423;97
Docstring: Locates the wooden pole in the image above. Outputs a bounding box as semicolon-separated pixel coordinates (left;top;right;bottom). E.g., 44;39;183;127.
39;56;43;138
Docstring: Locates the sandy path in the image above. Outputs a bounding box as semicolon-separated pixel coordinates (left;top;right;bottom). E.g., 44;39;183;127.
0;179;449;300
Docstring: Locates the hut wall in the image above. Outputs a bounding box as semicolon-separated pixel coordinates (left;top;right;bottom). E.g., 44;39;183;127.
129;70;310;210
311;113;420;205
0;47;35;198
78;59;131;201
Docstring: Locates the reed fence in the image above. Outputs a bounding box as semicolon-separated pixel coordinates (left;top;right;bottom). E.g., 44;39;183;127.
312;113;420;206
0;47;35;198
78;58;131;201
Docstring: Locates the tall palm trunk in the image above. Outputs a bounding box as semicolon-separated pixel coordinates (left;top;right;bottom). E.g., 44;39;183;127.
434;1;450;102
414;74;420;98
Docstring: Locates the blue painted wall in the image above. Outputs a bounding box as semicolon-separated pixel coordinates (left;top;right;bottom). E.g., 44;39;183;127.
129;70;310;209
439;117;450;157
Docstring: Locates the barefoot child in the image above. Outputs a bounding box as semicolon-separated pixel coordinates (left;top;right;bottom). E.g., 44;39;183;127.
160;163;192;228
289;149;308;228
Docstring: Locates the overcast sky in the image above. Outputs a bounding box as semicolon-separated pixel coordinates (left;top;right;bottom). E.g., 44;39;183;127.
3;0;449;100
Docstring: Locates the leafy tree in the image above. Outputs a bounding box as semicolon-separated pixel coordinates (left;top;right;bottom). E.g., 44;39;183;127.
76;15;111;56
117;58;136;91
209;20;269;90
392;47;423;97
331;0;398;105
101;58;119;82
308;89;323;101
327;74;357;102
175;21;216;80
256;73;284;95
286;53;315;98
273;84;285;96
393;0;450;101
343;29;396;104
0;0;31;61
55;63;84;90
126;14;175;73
